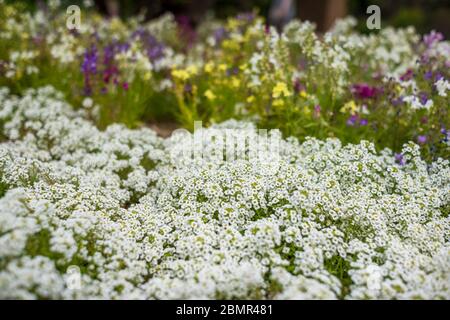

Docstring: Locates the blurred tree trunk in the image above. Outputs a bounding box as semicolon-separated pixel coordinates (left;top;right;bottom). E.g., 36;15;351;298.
105;0;120;17
297;0;347;32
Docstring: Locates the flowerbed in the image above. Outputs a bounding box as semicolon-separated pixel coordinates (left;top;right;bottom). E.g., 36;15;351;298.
0;1;449;300
1;2;449;160
0;87;448;299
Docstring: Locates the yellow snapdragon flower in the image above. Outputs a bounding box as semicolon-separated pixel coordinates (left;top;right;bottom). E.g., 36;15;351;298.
227;18;240;30
231;77;241;88
172;69;190;81
218;64;227;72
186;65;198;76
222;39;240;50
303;106;311;115
273;99;285;107
172;65;198;81
143;71;152;81
272;82;292;99
340;100;358;114
204;90;216;101
204;62;214;73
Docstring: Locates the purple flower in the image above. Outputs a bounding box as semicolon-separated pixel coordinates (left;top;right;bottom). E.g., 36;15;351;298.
351;83;379;99
103;45;115;65
435;73;444;81
346;114;368;127
225;67;236;76
81;46;98;95
400;69;414;82
184;83;192;93
313;105;321;118
391;97;404;106
236;12;255;22
423;31;444;48
359;118;368;126
225;67;239;77
122;82;129;90
213;27;227;44
417;135;427;144
145;35;165;62
293;79;305;94
419;92;429;105
103;65;119;84
176;15;197;48
346;115;358;126
146;36;165;62
441;128;449;142
148;45;164;61
133;29;165;62
81;46;98;75
424;71;433;80
395;153;405;166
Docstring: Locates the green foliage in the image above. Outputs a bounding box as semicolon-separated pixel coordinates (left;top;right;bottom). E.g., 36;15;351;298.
324;255;352;298
0;179;8;198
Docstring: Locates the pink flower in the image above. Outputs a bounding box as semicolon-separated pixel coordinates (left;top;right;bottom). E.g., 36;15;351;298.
351;83;379;99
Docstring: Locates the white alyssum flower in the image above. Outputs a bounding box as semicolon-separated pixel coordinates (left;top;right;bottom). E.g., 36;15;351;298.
82;97;93;109
0;87;448;300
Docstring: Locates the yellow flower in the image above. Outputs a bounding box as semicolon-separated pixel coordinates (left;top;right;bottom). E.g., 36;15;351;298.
303;106;311;115
172;69;190;81
143;72;152;81
204;89;216;101
186;65;198;76
273;99;285;107
246;95;255;103
299;90;308;98
204;62;214;73
222;39;239;50
340;100;358;114
218;64;227;72
239;63;248;71
227;18;240;30
272;82;292;99
231;77;240;88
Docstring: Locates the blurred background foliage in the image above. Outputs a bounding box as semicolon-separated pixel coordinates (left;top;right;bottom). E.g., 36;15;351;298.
6;0;449;36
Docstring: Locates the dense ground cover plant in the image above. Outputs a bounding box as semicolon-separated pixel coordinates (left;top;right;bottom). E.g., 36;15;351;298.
0;1;448;159
0;87;448;299
0;1;449;300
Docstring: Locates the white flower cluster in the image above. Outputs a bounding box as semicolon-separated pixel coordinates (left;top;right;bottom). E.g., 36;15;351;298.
402;95;434;110
327;22;421;83
0;87;449;299
435;78;450;97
